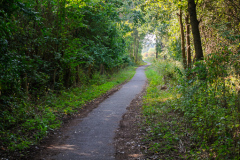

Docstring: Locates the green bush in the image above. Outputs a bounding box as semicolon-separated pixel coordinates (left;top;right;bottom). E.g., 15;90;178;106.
142;59;240;159
0;66;136;151
151;58;183;82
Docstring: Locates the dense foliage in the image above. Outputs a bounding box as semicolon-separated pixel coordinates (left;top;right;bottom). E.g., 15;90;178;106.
0;0;131;100
1;0;240;158
0;0;144;152
140;0;240;159
143;59;240;159
0;64;136;152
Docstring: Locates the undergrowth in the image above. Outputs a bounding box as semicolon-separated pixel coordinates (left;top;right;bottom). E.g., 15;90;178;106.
142;59;240;159
142;60;189;159
0;66;136;152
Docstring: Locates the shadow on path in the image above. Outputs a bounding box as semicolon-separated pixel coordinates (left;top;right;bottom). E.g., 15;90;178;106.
36;65;148;160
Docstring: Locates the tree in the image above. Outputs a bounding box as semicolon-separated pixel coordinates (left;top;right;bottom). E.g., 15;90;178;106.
178;0;187;69
187;0;203;61
185;14;191;68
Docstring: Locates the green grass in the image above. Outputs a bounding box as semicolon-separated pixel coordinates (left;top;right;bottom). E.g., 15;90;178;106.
0;66;136;151
142;60;240;159
142;66;184;159
45;67;136;115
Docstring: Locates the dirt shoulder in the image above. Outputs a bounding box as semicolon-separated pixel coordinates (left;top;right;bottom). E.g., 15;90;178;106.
1;81;128;160
115;84;147;160
1;74;149;160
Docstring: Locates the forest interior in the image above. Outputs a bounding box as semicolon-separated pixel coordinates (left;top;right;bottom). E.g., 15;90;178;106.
0;0;240;159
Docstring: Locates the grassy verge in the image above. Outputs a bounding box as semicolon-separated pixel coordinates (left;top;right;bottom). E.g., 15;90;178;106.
0;66;136;152
142;60;240;159
142;65;187;159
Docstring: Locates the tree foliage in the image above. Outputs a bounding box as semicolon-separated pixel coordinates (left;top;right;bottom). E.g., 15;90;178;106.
0;0;136;102
0;0;144;152
139;0;240;159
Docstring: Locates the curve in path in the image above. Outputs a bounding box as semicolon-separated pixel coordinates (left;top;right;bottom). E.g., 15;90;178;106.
38;65;147;160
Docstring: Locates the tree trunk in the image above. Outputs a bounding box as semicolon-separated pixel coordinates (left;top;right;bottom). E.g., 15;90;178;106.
133;28;138;64
156;44;158;59
136;35;139;63
100;64;104;75
22;73;28;95
53;68;57;90
88;64;93;79
155;35;159;59
188;0;206;80
64;66;71;88
185;14;191;69
179;4;187;69
188;0;204;61
76;65;80;85
133;39;136;62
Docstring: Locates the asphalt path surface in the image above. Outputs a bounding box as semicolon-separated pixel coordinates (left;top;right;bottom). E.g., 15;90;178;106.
40;65;147;160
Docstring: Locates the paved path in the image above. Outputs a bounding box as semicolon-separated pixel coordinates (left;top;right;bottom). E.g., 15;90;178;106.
40;65;147;160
